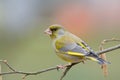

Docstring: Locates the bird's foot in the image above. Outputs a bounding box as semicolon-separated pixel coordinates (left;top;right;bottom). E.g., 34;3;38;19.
81;61;85;64
57;65;66;71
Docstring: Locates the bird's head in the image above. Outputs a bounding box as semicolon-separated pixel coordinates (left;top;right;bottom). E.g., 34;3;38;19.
44;24;65;39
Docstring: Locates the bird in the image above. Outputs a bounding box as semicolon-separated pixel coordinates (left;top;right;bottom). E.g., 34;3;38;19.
44;24;110;65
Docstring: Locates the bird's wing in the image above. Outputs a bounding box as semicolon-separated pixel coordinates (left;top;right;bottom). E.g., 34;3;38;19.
55;33;93;57
59;41;91;56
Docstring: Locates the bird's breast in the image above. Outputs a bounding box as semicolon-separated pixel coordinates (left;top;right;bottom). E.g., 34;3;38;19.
56;51;86;63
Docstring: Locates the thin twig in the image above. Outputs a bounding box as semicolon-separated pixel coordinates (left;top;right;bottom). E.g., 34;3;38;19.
96;44;120;55
99;38;120;76
99;47;108;77
0;64;2;80
2;60;16;72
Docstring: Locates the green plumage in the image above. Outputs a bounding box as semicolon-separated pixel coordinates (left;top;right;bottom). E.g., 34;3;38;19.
45;24;109;64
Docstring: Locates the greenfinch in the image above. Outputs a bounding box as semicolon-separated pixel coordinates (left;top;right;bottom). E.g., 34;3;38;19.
44;24;109;64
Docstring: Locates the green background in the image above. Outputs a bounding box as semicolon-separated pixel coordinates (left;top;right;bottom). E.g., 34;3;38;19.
0;0;120;80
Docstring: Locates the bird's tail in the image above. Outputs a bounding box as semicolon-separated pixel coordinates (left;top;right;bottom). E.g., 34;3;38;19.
87;57;110;64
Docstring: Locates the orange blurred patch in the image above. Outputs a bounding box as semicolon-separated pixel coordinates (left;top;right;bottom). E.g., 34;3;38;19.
55;3;94;36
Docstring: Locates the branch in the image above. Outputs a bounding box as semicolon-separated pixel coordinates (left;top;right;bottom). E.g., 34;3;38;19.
0;60;78;79
96;44;120;55
0;64;2;80
0;40;120;80
0;60;58;75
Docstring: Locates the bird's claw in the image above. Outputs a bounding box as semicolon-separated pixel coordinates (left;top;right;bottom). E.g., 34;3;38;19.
81;61;85;64
57;65;66;71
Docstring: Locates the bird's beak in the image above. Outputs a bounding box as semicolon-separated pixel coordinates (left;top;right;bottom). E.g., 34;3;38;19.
44;28;52;35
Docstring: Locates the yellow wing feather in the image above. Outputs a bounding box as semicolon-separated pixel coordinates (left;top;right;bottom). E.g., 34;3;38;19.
78;42;90;52
67;51;98;62
86;57;98;62
67;51;85;56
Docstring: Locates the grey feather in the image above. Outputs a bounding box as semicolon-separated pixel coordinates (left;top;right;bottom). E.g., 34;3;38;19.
59;42;89;55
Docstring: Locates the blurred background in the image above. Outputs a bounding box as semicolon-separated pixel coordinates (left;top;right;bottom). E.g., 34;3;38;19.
0;0;120;80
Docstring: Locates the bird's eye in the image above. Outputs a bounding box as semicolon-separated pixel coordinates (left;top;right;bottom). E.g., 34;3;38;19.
51;28;57;31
